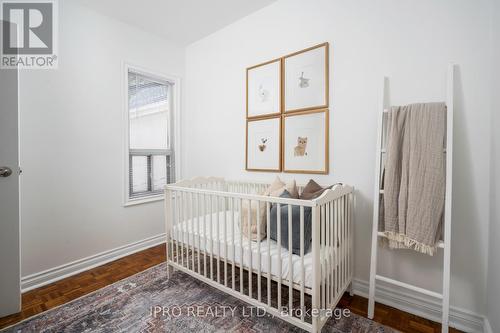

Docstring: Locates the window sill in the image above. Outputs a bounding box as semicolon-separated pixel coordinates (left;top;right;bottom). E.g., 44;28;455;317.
124;194;164;207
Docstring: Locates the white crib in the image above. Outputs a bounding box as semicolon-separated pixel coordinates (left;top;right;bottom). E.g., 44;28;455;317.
164;177;354;332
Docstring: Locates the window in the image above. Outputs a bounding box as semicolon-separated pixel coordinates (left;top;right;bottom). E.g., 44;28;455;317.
126;69;175;202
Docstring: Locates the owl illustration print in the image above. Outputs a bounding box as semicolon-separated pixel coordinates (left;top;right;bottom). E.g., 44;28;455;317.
294;137;308;156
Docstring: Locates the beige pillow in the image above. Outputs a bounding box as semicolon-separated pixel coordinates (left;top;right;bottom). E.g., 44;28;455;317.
263;176;299;198
284;179;299;199
241;177;299;241
263;176;286;196
241;200;267;241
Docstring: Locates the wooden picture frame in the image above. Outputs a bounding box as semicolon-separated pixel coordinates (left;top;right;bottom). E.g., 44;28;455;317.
246;58;282;119
282;109;329;174
283;42;329;114
246;116;282;172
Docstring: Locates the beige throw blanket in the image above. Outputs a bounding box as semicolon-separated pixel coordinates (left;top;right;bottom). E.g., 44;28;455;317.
382;102;446;256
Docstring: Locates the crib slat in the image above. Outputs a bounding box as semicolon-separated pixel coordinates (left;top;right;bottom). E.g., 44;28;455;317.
311;205;320;332
321;204;325;309
232;197;236;291
343;196;347;287
175;191;181;265
347;195;350;282
267;202;271;307
181;192;185;268
349;193;353;281
337;199;342;297
257;200;262;303
300;206;305;322
196;192;201;275
185;192;189;269
334;199;338;298
277;203;282;312
185;191;190;269
288;204;293;316
210;195;214;280
239;198;244;293
190;192;195;271
331;201;336;303
345;197;348;287
329;201;333;303
216;196;220;284
178;192;182;267
184;191;188;270
331;201;335;306
203;193;207;277
348;195;352;284
326;202;330;307
341;196;345;289
169;191;174;270
328;201;337;302
248;199;252;299
347;196;350;282
340;197;343;289
186;192;191;271
186;191;190;270
224;197;228;287
326;203;329;308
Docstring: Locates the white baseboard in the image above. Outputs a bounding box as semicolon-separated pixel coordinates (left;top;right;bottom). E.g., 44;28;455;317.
352;278;485;333
483;317;493;333
21;233;166;292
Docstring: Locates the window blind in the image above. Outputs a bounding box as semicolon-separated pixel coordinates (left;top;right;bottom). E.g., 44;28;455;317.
128;71;169;110
127;70;175;199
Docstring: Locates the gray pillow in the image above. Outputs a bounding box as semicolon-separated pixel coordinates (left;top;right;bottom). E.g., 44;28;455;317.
269;191;312;255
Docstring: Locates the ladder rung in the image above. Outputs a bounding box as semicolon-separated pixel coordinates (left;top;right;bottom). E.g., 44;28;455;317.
377;232;445;248
375;274;443;299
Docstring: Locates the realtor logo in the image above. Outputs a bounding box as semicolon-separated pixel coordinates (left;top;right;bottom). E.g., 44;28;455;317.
1;0;58;69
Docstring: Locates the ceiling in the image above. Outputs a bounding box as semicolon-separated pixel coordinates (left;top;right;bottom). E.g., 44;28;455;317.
76;0;277;46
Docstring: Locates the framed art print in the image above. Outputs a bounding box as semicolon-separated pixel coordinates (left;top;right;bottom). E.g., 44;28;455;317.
283;109;328;174
247;59;281;119
284;43;329;113
246;116;281;171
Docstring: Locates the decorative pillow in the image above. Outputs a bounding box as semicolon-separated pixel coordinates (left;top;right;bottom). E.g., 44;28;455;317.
263;176;286;196
263;176;299;198
284;179;299;199
241;177;300;242
269;191;313;255
241;200;267;241
300;179;334;200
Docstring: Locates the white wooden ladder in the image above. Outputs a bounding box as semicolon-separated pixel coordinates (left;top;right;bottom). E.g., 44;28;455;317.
367;64;456;333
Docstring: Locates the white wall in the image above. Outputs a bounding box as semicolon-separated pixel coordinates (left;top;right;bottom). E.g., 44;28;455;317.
19;0;184;276
185;0;491;316
486;0;500;330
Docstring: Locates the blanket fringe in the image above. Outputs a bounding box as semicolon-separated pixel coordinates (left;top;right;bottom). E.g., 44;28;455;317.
383;231;437;256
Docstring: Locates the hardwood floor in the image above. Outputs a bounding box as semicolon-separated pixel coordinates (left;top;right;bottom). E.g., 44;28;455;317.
0;244;463;333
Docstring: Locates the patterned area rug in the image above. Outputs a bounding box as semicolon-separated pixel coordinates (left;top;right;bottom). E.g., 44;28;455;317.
2;263;398;332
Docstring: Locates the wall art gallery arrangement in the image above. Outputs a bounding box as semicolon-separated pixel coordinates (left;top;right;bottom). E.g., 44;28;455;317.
245;42;329;174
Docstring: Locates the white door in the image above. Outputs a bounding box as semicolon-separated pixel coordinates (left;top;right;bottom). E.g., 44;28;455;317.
0;21;21;317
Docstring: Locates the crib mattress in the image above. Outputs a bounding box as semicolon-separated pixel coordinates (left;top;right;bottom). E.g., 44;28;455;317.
171;211;338;289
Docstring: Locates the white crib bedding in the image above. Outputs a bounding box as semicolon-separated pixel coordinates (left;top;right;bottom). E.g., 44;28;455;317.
171;211;338;289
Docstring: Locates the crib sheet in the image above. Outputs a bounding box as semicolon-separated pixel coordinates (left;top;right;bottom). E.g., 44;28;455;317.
171;211;338;289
